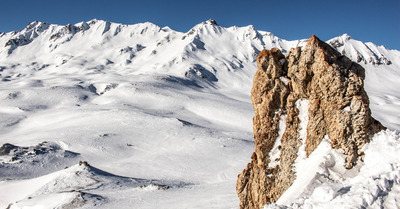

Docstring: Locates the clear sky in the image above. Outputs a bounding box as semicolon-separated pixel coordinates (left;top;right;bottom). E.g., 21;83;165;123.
1;0;399;50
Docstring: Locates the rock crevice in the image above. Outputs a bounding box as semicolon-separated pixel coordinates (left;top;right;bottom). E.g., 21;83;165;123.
236;35;385;209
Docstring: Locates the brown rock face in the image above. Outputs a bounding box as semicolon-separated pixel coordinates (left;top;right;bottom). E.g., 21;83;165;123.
236;35;385;209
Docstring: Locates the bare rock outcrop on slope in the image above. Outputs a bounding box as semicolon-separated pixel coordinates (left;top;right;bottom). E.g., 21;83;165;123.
236;35;385;209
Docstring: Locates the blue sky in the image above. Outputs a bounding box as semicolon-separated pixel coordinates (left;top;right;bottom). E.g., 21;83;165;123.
1;0;399;50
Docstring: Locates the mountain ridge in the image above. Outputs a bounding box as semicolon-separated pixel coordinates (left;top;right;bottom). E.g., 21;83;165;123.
1;19;397;64
1;19;398;95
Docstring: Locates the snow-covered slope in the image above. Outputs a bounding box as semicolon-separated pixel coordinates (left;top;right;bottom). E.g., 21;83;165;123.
265;130;400;209
1;161;174;208
0;19;399;208
0;19;309;92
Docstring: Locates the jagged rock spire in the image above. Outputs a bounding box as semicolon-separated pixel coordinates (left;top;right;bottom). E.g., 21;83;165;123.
236;35;385;209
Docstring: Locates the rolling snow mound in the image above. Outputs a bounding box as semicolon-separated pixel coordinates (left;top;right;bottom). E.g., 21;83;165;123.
1;161;175;208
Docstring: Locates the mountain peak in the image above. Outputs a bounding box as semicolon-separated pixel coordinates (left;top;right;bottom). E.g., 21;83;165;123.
182;19;223;39
336;33;352;41
25;20;49;32
206;19;218;25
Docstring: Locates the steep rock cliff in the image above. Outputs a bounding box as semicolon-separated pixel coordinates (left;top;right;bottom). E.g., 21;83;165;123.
236;35;385;209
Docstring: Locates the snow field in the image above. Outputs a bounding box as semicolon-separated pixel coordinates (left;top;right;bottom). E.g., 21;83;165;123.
266;126;400;209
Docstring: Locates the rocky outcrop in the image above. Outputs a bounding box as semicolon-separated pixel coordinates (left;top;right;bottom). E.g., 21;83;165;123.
236;35;385;209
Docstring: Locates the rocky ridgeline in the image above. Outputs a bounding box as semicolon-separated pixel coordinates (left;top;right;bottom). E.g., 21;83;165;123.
236;35;385;209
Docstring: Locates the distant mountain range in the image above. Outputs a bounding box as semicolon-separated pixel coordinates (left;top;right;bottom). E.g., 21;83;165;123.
1;19;398;90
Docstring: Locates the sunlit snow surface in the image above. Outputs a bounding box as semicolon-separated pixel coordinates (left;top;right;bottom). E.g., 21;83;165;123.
266;130;400;209
0;20;399;208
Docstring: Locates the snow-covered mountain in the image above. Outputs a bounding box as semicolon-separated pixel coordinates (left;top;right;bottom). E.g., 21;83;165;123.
1;19;399;90
0;19;399;208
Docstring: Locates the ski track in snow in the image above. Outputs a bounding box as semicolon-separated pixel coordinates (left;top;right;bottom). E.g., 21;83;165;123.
0;19;399;208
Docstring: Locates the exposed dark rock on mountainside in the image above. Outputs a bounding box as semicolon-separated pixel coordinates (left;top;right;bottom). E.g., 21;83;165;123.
236;35;385;209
